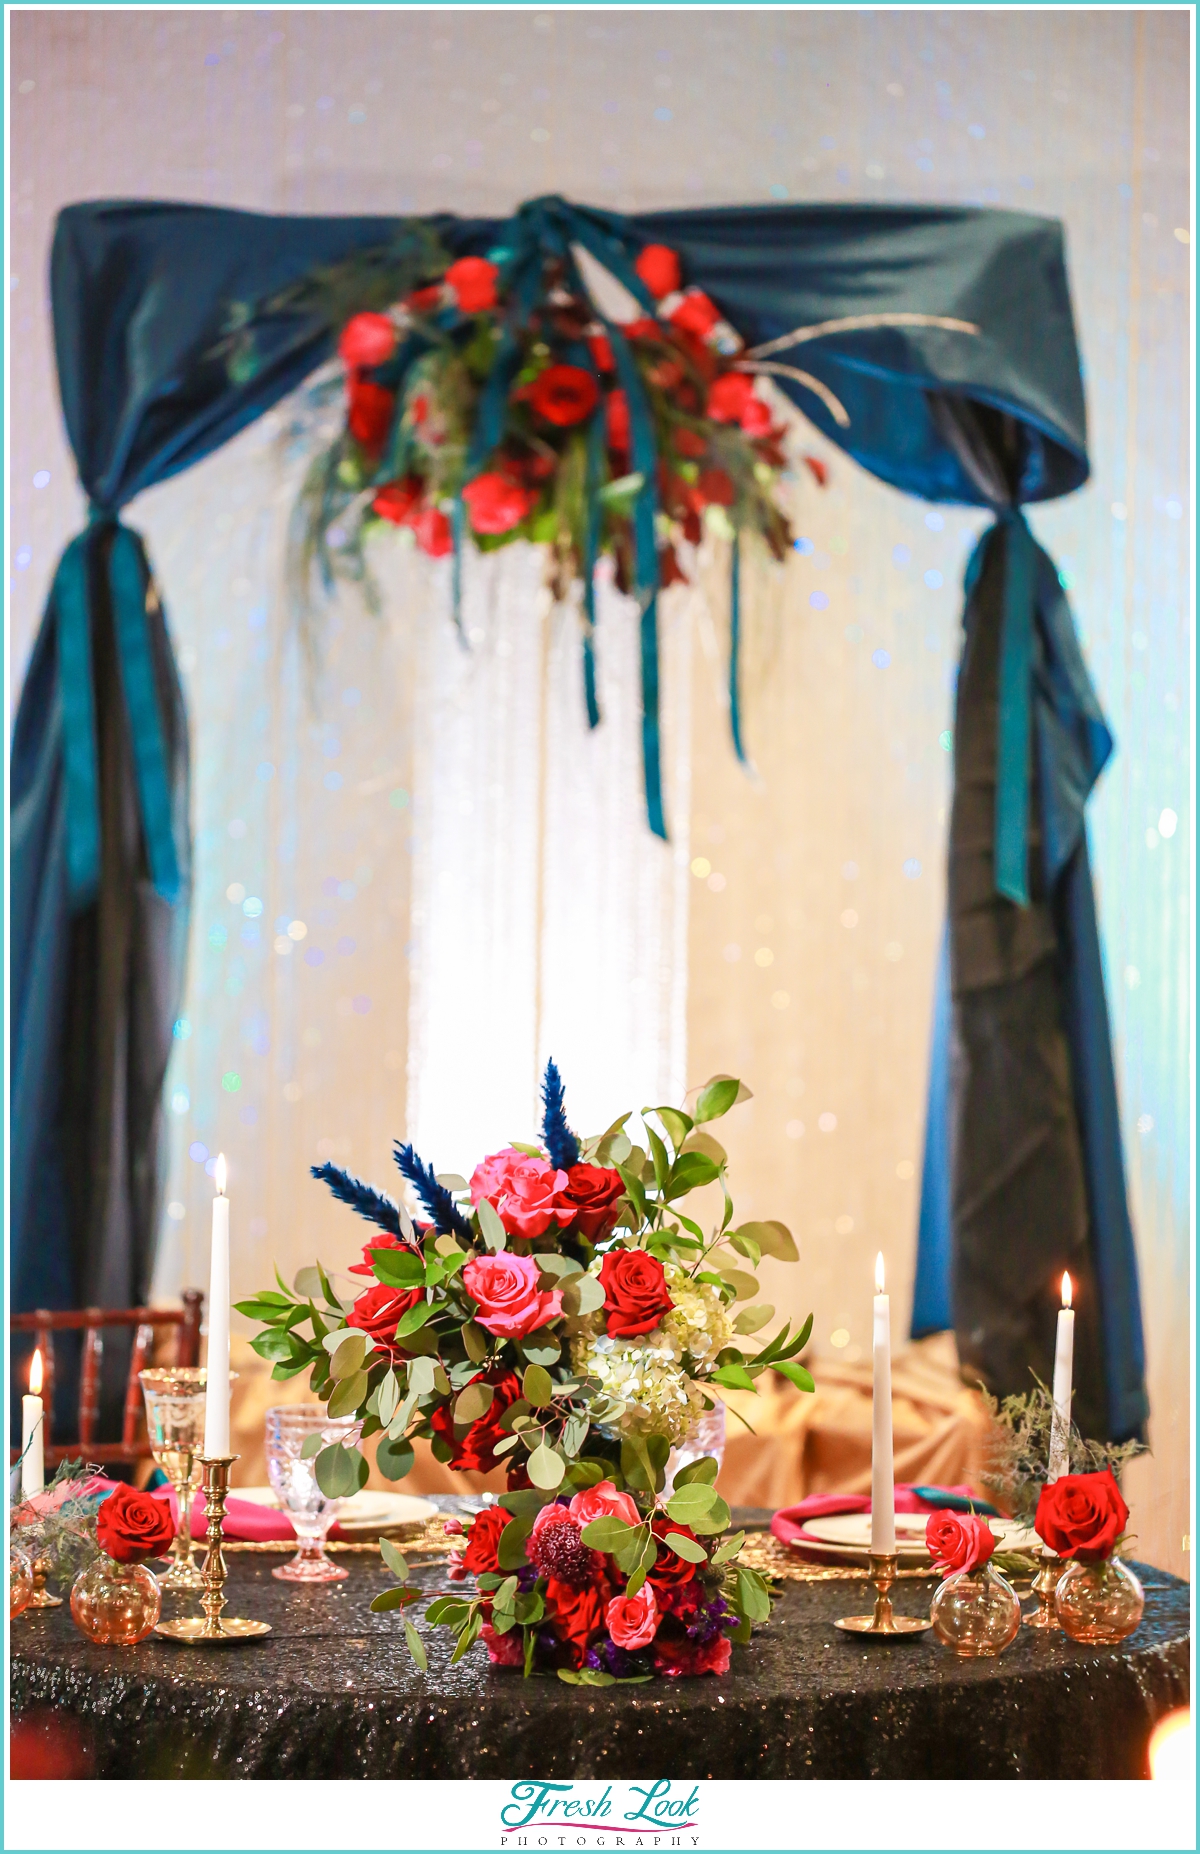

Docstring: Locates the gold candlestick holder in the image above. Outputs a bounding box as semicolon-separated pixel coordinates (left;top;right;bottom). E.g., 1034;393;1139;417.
835;1552;932;1636
1023;1550;1064;1630
155;1455;271;1644
26;1553;63;1609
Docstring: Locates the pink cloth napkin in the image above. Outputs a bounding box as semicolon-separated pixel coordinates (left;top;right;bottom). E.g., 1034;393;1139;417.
771;1484;980;1554
151;1485;356;1542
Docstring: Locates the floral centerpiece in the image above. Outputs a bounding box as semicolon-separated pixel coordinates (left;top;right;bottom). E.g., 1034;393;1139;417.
1034;1467;1144;1645
240;1062;813;1679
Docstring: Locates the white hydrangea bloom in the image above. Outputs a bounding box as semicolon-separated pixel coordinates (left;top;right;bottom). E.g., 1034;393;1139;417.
572;1259;734;1444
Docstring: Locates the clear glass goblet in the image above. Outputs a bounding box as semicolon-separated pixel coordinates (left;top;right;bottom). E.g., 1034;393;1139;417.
265;1405;363;1583
139;1367;213;1590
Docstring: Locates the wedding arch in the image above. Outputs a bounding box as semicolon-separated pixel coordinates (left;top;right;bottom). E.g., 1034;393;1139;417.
10;192;1146;1441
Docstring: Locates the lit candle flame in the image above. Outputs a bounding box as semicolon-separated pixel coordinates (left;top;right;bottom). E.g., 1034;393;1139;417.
29;1348;43;1398
875;1252;886;1295
1061;1272;1072;1310
215;1153;227;1197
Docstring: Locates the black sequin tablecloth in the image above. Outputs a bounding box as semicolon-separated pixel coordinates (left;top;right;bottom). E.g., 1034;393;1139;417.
11;1549;1188;1781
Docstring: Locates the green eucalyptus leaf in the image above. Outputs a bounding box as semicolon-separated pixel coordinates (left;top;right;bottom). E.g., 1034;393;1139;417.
377;1370;401;1428
648;1106;693;1152
737;1219;798;1263
733;1304;774;1336
560;1413;588;1458
375;1436;415;1481
710;1530;746;1565
314;1441;368;1499
718;1268;760;1301
522;1365;554;1408
691;1494;732;1536
407;1356;436;1395
462;1320;489;1364
370;1587;412;1613
663;1530;708;1563
293;1266;325;1299
476;1198;507;1252
404;1617;428;1671
326;1369;369;1418
573;1274;606;1316
380;1538;410;1580
527;1443;565;1489
521;1338;562;1368
329;1332;368;1379
671;1455;719;1487
454;1380;495;1424
299;1432;324;1460
665;1481;719;1523
497;1518;532;1569
579;1515;637;1552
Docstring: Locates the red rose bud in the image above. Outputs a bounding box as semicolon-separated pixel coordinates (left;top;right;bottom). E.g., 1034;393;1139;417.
635;243;682;299
527;364;601;428
924;1510;996;1576
445;255;500;314
605;390;631;453
338;311;397;369
803;454;830;487
347;378;396;454
346;1279;423;1363
1035;1467;1129;1564
442;1516;464;1535
669;289;721;339
371;477;425;527
462;471;537;536
598;1248;674;1337
413;504;454;558
95;1484;176;1565
587;331;616;373
706;372;756;423
697;467;736;508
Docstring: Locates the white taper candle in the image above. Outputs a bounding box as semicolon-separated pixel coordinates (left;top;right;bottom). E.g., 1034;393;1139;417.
21;1349;45;1499
1048;1271;1075;1484
203;1155;231;1458
870;1252;896;1555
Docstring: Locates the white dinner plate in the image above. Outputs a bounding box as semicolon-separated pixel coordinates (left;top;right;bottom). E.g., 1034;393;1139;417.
798;1512;1039;1557
232;1487;437;1530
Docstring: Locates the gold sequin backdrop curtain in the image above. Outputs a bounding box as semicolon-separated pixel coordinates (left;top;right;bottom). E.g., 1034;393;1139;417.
10;10;1190;1572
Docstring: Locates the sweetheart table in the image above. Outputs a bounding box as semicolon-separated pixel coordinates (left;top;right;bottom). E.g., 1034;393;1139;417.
10;1508;1188;1782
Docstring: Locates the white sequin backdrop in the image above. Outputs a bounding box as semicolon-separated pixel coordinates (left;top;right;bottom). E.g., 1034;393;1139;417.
9;10;1190;1573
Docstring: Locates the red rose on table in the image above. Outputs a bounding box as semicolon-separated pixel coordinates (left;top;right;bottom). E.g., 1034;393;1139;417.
413;504;453;558
1035;1468;1129;1563
559;1164;626;1239
544;1578;607;1667
527;364;601;429
345;1280;423;1362
925;1510;996;1576
445;255;500;314
372;477;424;527
648;1516;700;1589
599;1249;673;1338
462;1504;512;1577
669;289;721;339
339;311;397;369
429;1369;523;1474
635;243;682;300
95;1484;175;1565
347;377;395;454
462;471;537;536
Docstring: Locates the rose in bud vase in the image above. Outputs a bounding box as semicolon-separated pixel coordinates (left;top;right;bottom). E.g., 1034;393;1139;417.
1035;1469;1145;1644
927;1510;1021;1658
69;1486;176;1646
242;1061;815;1682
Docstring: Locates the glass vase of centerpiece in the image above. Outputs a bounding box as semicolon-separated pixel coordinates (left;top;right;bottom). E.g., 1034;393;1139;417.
927;1510;1021;1657
239;1062;814;1681
1034;1468;1145;1645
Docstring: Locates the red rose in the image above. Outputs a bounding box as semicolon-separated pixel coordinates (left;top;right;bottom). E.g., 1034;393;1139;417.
544;1578;608;1668
605;390;631;453
925;1510;996;1576
462;471;537;536
347;377;395;454
527;364;601;429
429;1369;523;1473
635;244;682;300
648;1516;700;1589
598;1249;674;1338
462;1504;512;1577
706;373;756;423
669;289;721;339
413;504;453;558
559;1164;626;1239
697;467;736;508
673;428;708;461
372;477;424;527
481;1621;525;1665
587;331;616;373
346;1279;423;1363
339;311;397;369
445;255;500;314
95;1484;175;1565
347;1230;423;1278
1035;1468;1129;1564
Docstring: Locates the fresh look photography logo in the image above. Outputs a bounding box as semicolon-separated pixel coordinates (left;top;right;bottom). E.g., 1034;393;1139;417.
498;1781;701;1846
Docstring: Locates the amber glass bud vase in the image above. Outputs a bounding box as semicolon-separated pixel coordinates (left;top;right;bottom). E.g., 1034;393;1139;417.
70;1555;163;1645
1054;1556;1144;1644
930;1564;1022;1657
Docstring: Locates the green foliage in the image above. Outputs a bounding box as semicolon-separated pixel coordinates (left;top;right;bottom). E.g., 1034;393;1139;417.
313;1441;369;1499
980;1378;1148;1523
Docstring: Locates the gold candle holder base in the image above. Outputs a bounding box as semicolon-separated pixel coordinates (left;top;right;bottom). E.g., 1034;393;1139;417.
835;1552;932;1636
27;1555;63;1609
1023;1551;1064;1630
155;1455;271;1645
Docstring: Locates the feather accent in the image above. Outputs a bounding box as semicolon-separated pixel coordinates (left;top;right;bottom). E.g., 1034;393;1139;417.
310;1162;404;1236
541;1058;581;1171
393;1143;473;1239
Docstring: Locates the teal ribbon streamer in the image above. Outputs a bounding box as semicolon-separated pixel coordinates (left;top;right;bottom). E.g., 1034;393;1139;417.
581;412;604;730
993;508;1036;907
729;534;747;764
54;516;182;911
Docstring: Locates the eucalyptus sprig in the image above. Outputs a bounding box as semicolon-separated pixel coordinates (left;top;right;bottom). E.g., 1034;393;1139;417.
980;1378;1148;1524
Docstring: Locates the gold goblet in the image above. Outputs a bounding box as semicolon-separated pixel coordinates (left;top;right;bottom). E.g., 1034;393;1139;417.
139;1368;233;1591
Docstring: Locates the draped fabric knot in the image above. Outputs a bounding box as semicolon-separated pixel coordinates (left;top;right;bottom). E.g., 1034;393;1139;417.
53;516;183;911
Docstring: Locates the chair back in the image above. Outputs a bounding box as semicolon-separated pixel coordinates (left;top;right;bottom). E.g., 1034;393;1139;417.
10;1291;203;1468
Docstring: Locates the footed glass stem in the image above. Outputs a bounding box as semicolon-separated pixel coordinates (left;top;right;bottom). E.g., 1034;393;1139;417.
930;1565;1022;1657
1054;1556;1144;1644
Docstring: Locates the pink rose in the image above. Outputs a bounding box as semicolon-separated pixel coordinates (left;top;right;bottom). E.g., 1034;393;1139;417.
470;1147;572;1241
568;1480;640;1530
925;1510;996;1576
606;1584;659;1650
481;1622;525;1665
463;1252;563;1339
